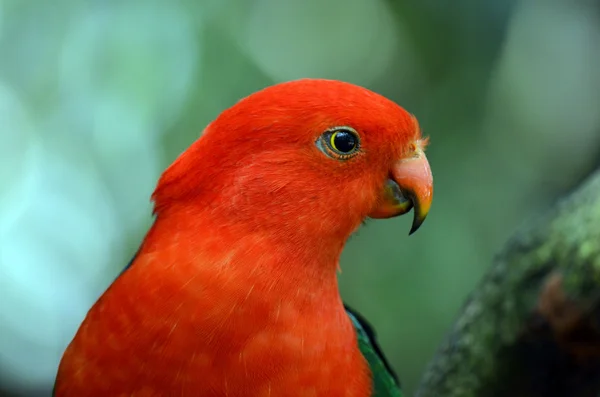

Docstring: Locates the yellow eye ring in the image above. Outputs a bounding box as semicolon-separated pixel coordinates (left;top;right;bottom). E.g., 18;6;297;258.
317;127;360;160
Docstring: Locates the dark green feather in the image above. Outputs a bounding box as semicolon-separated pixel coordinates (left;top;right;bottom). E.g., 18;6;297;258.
345;305;404;397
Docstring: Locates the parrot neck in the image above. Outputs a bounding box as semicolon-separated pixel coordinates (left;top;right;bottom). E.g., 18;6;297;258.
62;204;371;395
144;204;354;283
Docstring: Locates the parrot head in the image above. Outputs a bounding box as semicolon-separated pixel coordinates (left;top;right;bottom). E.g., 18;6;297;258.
153;79;432;248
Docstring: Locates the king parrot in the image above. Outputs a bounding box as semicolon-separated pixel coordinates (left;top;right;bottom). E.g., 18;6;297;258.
54;79;433;396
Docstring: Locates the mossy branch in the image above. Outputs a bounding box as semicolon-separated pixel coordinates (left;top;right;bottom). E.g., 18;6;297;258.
415;170;600;397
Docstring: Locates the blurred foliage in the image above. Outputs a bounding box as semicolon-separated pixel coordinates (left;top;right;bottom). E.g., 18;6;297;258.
0;0;599;396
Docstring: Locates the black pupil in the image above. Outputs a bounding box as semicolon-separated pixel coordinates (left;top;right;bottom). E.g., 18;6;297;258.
333;131;357;153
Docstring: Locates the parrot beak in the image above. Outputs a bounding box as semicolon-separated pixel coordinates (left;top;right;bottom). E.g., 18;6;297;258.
369;147;433;235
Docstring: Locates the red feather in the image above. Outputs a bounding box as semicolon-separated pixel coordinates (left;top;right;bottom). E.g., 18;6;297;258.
55;79;420;396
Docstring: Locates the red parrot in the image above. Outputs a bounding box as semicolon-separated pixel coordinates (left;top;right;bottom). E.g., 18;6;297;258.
54;79;433;396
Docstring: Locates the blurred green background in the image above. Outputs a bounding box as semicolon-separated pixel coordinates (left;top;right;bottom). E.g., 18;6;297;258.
1;0;600;396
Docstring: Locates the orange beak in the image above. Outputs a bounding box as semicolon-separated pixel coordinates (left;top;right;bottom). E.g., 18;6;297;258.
369;147;433;235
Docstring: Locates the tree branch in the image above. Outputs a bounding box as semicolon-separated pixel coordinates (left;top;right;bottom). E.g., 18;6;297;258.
415;170;600;397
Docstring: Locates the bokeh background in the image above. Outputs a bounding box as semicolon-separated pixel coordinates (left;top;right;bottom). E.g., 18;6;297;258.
1;0;600;395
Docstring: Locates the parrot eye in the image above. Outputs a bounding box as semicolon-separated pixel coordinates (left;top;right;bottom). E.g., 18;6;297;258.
317;127;360;160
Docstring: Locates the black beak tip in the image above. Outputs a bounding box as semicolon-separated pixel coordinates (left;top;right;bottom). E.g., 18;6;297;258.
408;208;426;236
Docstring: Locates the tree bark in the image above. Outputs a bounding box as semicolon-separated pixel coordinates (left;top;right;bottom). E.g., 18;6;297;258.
415;170;600;397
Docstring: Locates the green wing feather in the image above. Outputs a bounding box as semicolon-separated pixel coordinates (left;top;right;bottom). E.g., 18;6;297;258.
345;305;404;397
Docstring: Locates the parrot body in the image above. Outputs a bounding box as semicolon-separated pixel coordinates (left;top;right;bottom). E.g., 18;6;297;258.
54;79;432;396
